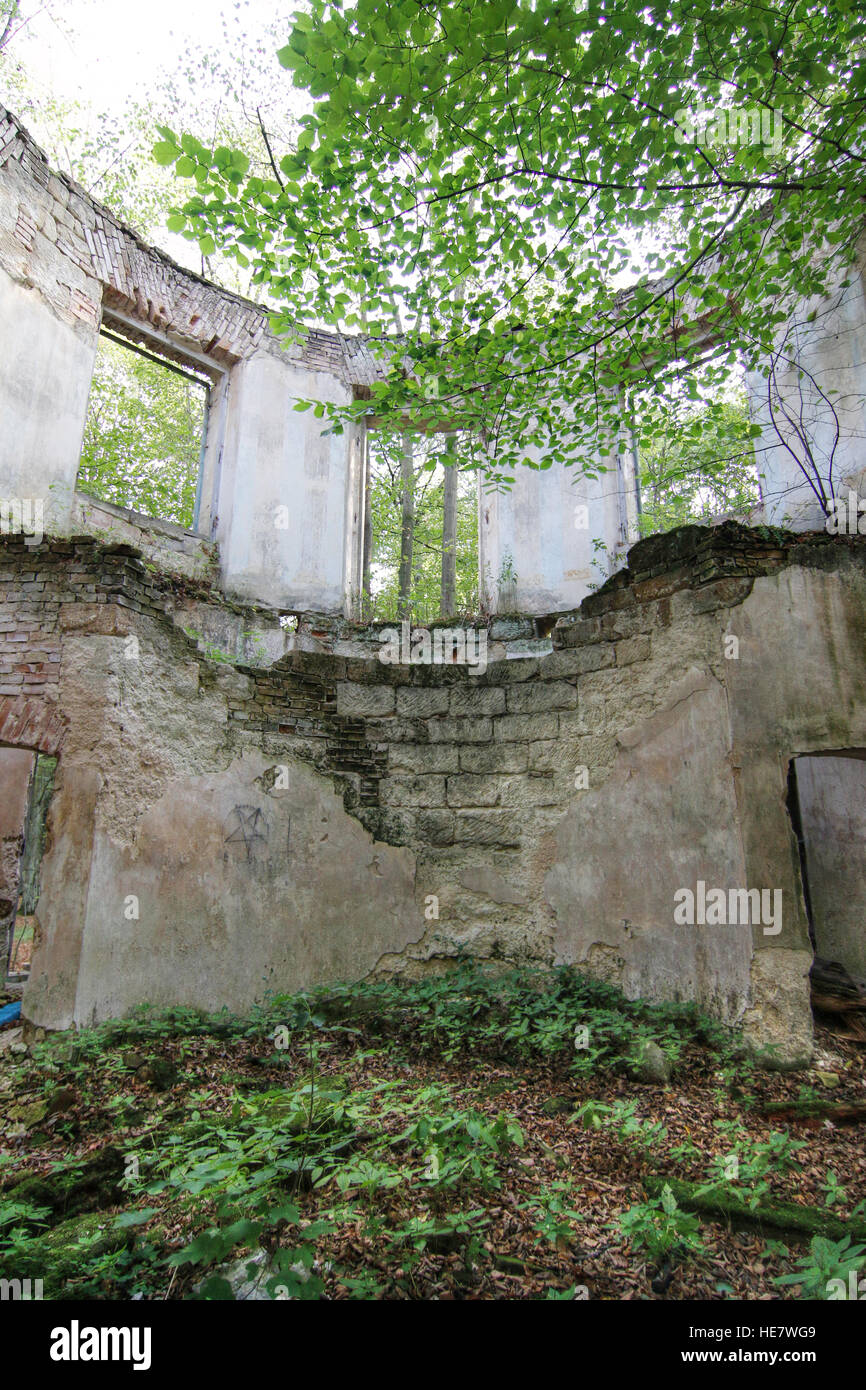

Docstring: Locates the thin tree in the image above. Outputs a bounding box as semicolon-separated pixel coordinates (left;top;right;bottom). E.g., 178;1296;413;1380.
397;434;415;620
441;452;458;616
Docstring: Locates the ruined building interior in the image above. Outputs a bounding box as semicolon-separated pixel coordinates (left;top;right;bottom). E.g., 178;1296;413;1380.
1;102;865;1070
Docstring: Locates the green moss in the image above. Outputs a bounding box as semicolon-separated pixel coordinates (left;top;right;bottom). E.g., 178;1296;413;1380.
2;1146;125;1220
644;1175;866;1244
0;1210;133;1297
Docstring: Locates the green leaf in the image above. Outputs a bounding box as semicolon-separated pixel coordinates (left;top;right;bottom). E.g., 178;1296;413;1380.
114;1208;159;1228
153;141;181;166
197;1276;235;1300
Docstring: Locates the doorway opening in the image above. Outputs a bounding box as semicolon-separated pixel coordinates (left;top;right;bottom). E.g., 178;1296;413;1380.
1;749;56;984
787;751;866;1040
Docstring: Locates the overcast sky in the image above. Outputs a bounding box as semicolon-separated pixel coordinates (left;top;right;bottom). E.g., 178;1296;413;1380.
1;0;310;275
9;0;298;111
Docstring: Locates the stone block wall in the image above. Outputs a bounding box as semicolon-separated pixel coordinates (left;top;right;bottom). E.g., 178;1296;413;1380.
1;522;864;1068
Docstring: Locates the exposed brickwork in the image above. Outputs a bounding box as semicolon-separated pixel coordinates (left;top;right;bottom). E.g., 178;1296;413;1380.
0;103;387;385
0;533;253;731
2;523;865;852
225;523;866;845
0;696;65;754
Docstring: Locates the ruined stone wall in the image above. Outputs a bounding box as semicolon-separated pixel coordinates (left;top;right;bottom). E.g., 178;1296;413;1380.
748;230;866;531
0;104;648;619
4;523;865;1066
0;105;377;613
0;105;379;378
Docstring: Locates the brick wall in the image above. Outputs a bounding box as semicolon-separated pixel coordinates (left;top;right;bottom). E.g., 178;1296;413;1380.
8;520;866;1048
0;103;385;386
2;519;864;808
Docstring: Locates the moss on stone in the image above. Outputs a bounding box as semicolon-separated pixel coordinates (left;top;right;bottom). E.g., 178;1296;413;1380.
2;1145;125;1220
644;1175;866;1243
0;1209;133;1296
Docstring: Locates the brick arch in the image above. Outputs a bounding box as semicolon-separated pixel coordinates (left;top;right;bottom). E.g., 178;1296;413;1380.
0;697;66;755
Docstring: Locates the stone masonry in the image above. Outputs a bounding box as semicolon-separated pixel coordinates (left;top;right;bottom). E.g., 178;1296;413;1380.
2;103;866;1069
2;522;864;1069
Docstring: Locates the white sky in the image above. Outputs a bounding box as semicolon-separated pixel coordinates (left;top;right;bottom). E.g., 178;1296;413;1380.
8;0;296;110
1;0;310;274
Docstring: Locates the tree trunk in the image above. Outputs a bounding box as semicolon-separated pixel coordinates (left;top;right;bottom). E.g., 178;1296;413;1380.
397;434;414;619
0;3;20;54
361;430;372;619
441;459;458;616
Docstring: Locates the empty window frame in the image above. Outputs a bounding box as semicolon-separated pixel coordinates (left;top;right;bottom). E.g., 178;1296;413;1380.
77;326;212;530
632;349;762;538
362;427;480;622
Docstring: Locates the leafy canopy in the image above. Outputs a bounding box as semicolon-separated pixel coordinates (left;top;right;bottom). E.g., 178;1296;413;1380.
637;392;761;535
160;0;866;482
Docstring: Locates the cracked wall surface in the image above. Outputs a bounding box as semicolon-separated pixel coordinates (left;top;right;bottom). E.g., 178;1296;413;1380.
0;103;642;617
2;523;864;1068
2;105;866;1068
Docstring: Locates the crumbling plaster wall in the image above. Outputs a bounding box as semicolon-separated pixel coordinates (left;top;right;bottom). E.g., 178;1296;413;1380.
0;105;375;614
4;524;865;1067
747;231;866;532
478;437;641;615
795;754;866;979
0;266;96;522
